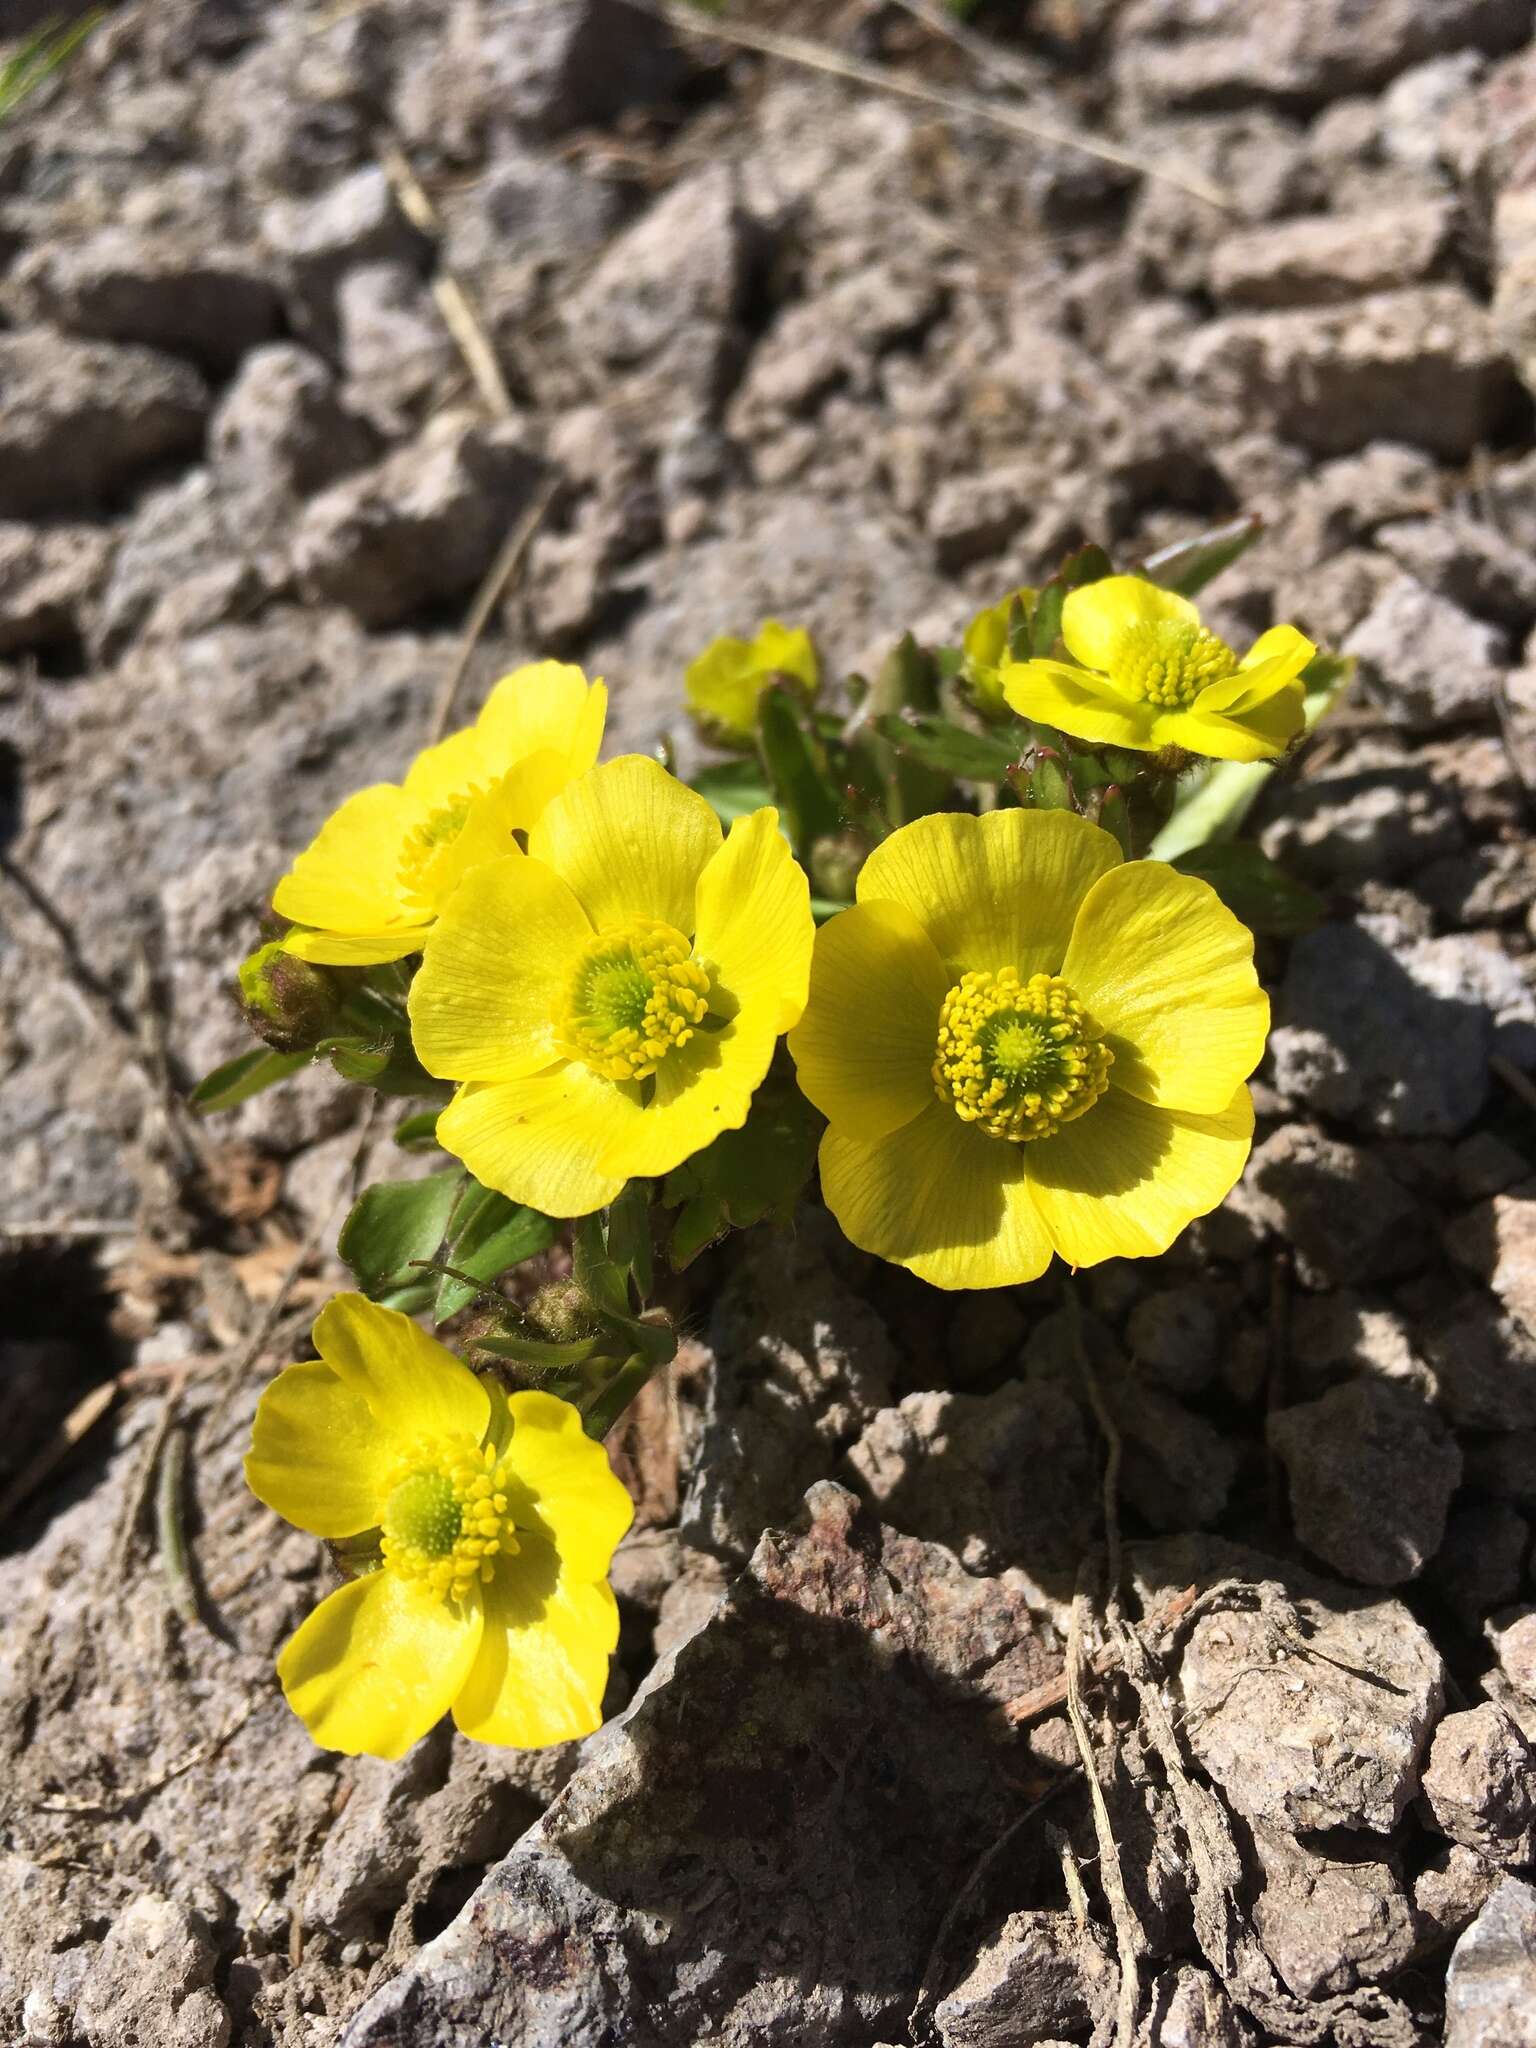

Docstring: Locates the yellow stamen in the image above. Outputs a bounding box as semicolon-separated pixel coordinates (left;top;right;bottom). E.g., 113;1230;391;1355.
556;917;711;1081
932;968;1112;1142
1114;619;1238;708
380;1434;522;1604
396;794;477;917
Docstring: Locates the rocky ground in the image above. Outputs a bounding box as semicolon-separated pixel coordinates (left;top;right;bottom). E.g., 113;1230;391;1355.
3;0;1536;2042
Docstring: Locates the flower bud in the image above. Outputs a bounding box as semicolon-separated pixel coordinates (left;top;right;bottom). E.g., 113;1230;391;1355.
528;1279;599;1345
238;942;347;1053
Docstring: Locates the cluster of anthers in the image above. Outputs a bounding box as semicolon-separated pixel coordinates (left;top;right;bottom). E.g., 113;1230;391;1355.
1112;619;1238;708
395;793;478;917
379;1435;522;1604
557;917;712;1082
932;968;1112;1143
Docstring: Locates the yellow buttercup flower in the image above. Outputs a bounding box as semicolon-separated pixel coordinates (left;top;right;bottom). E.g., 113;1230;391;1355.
961;588;1032;720
1001;576;1314;763
685;619;818;741
246;1294;633;1758
408;755;814;1215
273;662;607;965
788;809;1266;1291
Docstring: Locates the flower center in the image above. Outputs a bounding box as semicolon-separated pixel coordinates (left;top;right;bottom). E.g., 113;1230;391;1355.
556;917;711;1081
396;794;476;918
1113;620;1238;709
932;968;1112;1143
380;1433;521;1604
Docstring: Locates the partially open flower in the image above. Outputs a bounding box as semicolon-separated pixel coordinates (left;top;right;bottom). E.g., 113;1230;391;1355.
684;619;818;742
788;808;1266;1290
1001;576;1314;763
408;755;814;1215
246;1294;632;1758
274;663;606;965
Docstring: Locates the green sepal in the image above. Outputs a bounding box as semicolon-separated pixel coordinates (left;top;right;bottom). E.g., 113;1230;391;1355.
189;1046;310;1114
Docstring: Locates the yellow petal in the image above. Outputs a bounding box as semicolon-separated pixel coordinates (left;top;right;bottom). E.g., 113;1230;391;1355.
271;785;415;933
1061;575;1198;671
313;1294;491;1446
278;1569;483;1760
691;806;814;1033
451;1538;618;1748
245;1360;392;1538
474;662;606;782
1000;658;1161;751
1060;862;1269;1113
1152;697;1301;762
788;899;948;1143
819;1098;1055;1291
283;924;431;965
400;726;489;811
855;808;1122;979
529;755;722;934
594;1013;776;1182
1023;1083;1253;1266
504;1391;634;1581
1237;622;1316;682
436;1070;629;1216
409;852;592;1083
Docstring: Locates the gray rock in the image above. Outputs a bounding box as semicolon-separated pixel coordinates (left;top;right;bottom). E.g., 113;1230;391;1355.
1345;575;1511;731
681;1225;896;1564
1135;1535;1446;1833
210;341;378;498
1421;1704;1536;1867
262;165;429;347
0;331;208;517
1446;1194;1536;1339
1419;843;1536;928
1138;1965;1253;2047
11;226;282;373
842;1380;1096;1581
1210;201;1456;308
728;265;942;439
1423;1295;1536;1431
933;1911;1118;2047
69;1893;230;2048
1104;1369;1240;1532
1270;922;1506;1139
1413;1844;1500;1952
1268;1378;1461;1585
1288;1293;1435;1400
928;463;1043;572
1495;183;1536;405
343;1483;1060;2047
0;523;111;658
1380;52;1488;171
1445;1878;1536;2048
1424;1502;1532;1616
561;163;772;411
1185;288;1522;458
1378;518;1536;635
290;412;545;627
91;469;281;662
1248;1823;1415;1998
1236;1122;1426;1287
336;260;457;427
1125;1283;1228;1396
1258;759;1462;884
1491;1609;1536;1704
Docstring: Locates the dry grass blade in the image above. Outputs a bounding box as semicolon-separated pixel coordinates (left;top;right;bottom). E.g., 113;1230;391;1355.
1064;1584;1143;2048
0;1379;118;1528
888;0;1043;95
649;0;1229;209
426;473;562;743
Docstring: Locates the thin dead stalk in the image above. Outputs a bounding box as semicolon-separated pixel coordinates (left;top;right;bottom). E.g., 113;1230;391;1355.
426;472;562;743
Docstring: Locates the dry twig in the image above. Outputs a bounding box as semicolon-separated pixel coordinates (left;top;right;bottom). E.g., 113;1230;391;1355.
426;472;562;743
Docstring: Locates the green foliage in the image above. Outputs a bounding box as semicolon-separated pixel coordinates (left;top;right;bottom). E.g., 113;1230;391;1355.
0;12;102;127
689;756;774;825
1172;840;1326;938
1139;515;1263;599
757;683;845;850
188;1046;310;1114
661;1075;824;1268
338;1169;554;1321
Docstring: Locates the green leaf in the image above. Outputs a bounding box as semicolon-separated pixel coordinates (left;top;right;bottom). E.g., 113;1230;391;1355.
872;712;1023;781
434;1185;555;1321
188;1046;310;1114
1150;653;1355;863
1029;580;1065;658
338;1169;464;1299
1057;543;1114;589
0;11;103;125
661;1077;824;1268
393;1108;442;1151
757;683;844;850
1173;841;1326;937
1139;516;1262;599
689;756;774;825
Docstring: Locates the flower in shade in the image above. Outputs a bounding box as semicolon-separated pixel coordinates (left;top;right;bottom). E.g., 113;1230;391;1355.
1001;576;1314;763
408;755;814;1215
788;808;1266;1290
274;663;606;965
960;587;1032;720
684;619;819;742
245;1293;633;1758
